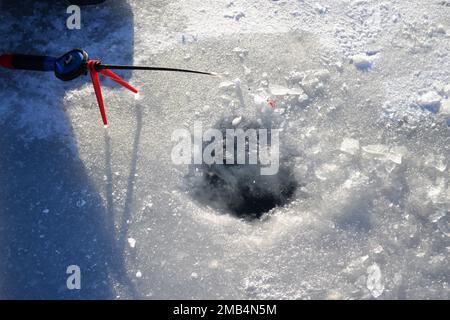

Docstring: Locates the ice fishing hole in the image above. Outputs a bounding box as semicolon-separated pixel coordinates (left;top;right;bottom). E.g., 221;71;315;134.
187;117;298;220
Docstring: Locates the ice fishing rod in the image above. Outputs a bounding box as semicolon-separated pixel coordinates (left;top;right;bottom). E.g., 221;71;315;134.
0;49;215;125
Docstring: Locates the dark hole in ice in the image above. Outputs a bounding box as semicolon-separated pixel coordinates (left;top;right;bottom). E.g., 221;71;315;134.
203;165;298;219
187;117;298;220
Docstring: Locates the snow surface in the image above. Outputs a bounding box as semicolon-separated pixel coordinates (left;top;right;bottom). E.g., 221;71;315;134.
0;0;449;299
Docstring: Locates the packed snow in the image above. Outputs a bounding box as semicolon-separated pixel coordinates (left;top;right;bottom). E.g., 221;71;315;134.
0;0;449;299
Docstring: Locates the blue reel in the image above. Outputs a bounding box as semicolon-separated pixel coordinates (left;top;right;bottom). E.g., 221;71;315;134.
54;49;89;81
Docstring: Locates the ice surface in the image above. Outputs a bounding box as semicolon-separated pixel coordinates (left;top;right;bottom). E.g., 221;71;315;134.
0;0;449;300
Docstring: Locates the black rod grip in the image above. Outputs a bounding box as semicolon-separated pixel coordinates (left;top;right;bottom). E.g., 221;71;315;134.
0;54;55;71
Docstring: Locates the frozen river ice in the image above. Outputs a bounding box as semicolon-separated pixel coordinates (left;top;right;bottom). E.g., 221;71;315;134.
0;0;449;299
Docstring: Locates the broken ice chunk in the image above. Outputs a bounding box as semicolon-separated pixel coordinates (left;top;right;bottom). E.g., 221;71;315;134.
362;144;390;156
232;116;242;126
270;85;291;96
373;245;384;254
300;69;330;96
392;13;401;23
362;144;407;164
340;138;360;155
243;65;251;76
439;99;450;115
424;154;447;172
315;163;339;180
297;93;309;105
270;85;305;96
286;88;305;95
441;84;450;97
232;47;249;59
342;255;369;274
127;237;136;248
232;47;248;54
387;146;408;164
286;70;304;84
350;53;374;70
429;209;446;223
315;3;328;14
253;93;268;107
440;99;450;126
417;91;442;113
219;81;236;90
366;263;384;298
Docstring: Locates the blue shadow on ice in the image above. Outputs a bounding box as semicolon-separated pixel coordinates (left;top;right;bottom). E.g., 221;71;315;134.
0;0;138;299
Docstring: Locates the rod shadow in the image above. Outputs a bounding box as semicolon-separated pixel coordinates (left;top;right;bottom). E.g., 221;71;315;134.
0;0;138;299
